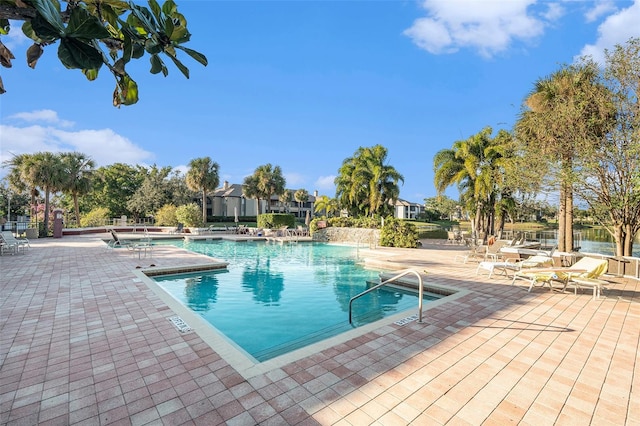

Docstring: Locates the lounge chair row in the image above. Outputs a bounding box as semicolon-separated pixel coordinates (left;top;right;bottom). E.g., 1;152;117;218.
0;231;30;255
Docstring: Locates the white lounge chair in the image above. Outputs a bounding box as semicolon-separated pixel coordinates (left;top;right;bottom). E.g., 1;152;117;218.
511;256;609;297
477;254;554;279
1;231;29;254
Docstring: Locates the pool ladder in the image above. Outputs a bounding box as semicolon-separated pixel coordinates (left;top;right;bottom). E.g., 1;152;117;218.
348;269;425;324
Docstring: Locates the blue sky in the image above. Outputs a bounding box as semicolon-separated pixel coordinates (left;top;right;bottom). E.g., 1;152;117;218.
1;0;639;203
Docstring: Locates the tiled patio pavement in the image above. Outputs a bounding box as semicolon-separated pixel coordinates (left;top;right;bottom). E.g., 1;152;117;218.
1;234;639;425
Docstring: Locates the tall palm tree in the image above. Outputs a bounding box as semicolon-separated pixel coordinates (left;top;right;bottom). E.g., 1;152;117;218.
26;152;65;234
243;164;286;214
279;189;292;213
242;175;262;215
516;63;613;251
314;195;339;217
294;188;309;218
3;153;39;218
185;157;219;225
433;127;510;238
60;152;95;226
335;145;403;217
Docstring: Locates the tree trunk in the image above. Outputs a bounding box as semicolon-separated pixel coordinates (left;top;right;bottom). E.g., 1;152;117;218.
614;224;625;257
558;183;567;252
623;224;634;257
202;190;207;225
73;194;81;227
565;186;574;251
43;188;51;236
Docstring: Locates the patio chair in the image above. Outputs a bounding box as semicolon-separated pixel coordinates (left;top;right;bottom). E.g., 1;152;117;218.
169;223;184;234
482;239;507;262
1;231;29;254
477;254;554;279
511;256;608;297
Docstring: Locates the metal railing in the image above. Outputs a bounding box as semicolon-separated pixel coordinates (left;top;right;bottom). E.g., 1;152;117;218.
349;269;424;324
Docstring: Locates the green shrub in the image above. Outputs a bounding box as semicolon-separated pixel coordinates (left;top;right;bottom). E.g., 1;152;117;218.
257;213;295;229
380;217;419;248
175;203;202;227
80;207;110;227
155;204;178;226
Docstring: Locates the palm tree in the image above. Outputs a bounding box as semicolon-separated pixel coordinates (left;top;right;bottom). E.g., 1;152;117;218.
242;175;262;215
3;153;39;219
279;189;292;213
516;63;613;251
25;152;65;234
294;188;309;218
60;152;95;226
314;195;339;218
335;145;403;217
185;157;219;225
433;127;511;238
243;164;286;214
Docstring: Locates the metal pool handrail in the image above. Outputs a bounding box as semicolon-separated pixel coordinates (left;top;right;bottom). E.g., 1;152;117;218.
348;269;424;324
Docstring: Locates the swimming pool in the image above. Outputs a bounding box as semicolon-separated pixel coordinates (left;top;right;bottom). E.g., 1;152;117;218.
151;240;440;362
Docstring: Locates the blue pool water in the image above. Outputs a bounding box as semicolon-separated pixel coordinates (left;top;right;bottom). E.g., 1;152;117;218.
152;240;437;361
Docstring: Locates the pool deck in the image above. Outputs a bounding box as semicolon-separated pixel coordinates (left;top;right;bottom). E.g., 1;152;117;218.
1;233;639;425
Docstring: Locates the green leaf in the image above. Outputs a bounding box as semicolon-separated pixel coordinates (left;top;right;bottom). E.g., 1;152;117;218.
144;38;162;55
99;4;120;28
167;53;189;78
162;0;178;16
113;58;126;75
163;16;174;40
0;19;10;35
31;13;63;41
82;68;99;81
176;46;208;66
122;35;132;62
31;0;65;34
132;44;145;59
149;53;162;74
128;2;158;34
148;0;162;22
21;21;45;44
119;75;139;105
26;43;43;68
66;7;111;40
58;38;104;69
168;16;187;42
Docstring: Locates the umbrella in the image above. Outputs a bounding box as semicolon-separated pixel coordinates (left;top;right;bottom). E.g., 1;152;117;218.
305;210;310;227
234;206;239;223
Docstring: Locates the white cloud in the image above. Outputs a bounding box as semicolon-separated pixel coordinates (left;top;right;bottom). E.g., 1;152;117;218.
9;109;74;128
0;110;154;175
404;0;548;58
284;172;305;188
584;0;617;23
314;175;336;193
577;0;640;64
2;21;29;50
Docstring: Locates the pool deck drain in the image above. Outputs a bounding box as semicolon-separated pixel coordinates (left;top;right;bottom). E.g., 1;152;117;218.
168;316;192;333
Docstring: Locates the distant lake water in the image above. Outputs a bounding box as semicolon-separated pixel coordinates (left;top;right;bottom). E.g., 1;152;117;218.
578;228;640;257
515;227;640;258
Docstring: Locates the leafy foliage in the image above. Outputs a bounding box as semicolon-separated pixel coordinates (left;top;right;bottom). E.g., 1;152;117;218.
80;207;110;227
379;217;419;248
175;203;201;227
185;157;219;224
242;163;286;214
335;145;403;217
154;204;178;226
257;213;295;229
0;0;207;106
